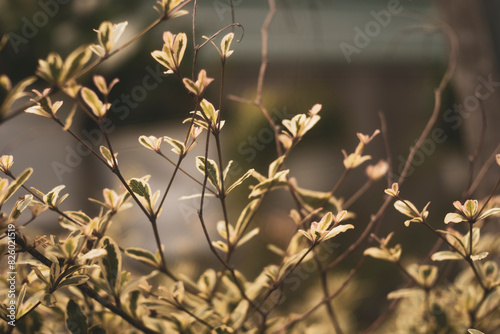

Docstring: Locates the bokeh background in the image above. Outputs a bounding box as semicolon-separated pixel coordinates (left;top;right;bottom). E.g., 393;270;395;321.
2;0;500;330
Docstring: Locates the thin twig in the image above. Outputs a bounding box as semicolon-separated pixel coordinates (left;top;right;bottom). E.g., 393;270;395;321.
464;98;487;197
275;257;365;333
379;112;393;187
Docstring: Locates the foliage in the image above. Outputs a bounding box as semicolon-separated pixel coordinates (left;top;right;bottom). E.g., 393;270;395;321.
1;1;500;334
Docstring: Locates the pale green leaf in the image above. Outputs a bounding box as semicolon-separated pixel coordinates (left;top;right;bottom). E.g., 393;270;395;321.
277;248;309;281
223;160;234;181
268;156;285;178
183;77;200;96
199;99;217;125
364;247;397;262
436;229;467;254
471;252;488;261
16;290;45;320
221;32;235;58
139;135;162;152
163;136;185;155
100;146;116;167
293;185;345;214
65;211;92;225
1;76;37;116
173;32;187;67
226;169;254;195
172;281;185;304
79;248;107;261
125;248;159;268
236;228;259;247
248;170;289;198
64;238;76;258
40;292;57;307
37;52;63;84
212;240;228;253
230;300;249;328
151;50;175;72
44;185;66;207
50;260;60;285
128;178;152;204
431;251;463;261
25;104;51;118
61;46;92;83
16;283;28;314
33;267;49;285
58;275;89;289
63;103;78;131
387;288;424;300
99;236;122;294
93;75;107;95
468;329;484;334
465;199;478;218
444;212;465;224
323;223;354;241
196;156;221;191
81;87;105;118
9;194;33;219
394;200;419;219
477;208;500;221
234;199;259;238
109;22;128;49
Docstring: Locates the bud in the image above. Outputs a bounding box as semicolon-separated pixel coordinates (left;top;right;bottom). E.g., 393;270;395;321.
366;160;389;181
0;155;14;173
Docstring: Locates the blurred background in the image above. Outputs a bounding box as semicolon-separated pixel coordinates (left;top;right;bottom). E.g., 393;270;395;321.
1;0;500;330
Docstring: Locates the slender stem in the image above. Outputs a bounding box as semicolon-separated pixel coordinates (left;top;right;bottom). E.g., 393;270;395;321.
157;150;216;194
464;99;487;196
155;155;184;217
316;258;344;334
256;0;275;105
396;22;457;185
214;57;232;257
250;242;318;324
325;197;391;271
468;222;474;256
343;179;373;209
466;144;500;197
474;175;500;220
379;112;393;186
275;257;365;333
191;0;198;81
197;123;264;317
52;117;107;166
